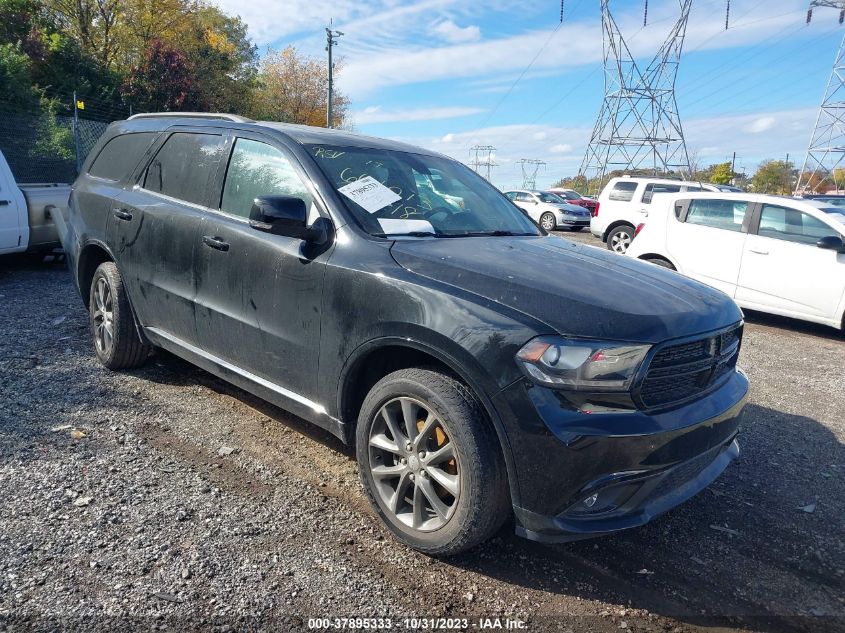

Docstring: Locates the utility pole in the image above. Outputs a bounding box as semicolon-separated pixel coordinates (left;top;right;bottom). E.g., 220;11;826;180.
325;25;344;128
518;159;547;189
797;2;845;193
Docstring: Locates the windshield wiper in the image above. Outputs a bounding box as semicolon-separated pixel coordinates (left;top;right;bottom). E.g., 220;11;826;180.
373;231;440;238
440;230;536;237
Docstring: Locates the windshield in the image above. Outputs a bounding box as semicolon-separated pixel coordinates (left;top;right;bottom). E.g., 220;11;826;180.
815;198;845;208
558;190;581;200
536;192;565;204
309;145;542;237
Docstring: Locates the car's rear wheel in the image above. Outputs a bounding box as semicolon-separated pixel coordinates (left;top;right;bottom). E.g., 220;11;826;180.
643;256;676;270
356;368;509;555
539;212;556;231
607;225;634;254
89;262;150;370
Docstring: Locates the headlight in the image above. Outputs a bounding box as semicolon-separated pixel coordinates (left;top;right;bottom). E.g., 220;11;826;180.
516;337;651;391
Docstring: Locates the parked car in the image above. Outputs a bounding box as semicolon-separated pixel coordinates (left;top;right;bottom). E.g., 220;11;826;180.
626;192;845;330
0;149;68;256
504;189;591;231
54;113;748;555
547;187;598;214
592;176;728;254
797;193;845;208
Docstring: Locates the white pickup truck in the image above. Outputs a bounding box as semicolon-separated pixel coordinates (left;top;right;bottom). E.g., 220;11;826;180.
0;149;69;256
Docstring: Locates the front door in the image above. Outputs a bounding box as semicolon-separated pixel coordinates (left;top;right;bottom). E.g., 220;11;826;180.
194;134;332;399
667;197;750;297
109;129;227;346
736;203;845;321
0;154;24;252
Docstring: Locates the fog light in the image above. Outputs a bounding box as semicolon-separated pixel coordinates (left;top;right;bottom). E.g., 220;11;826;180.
583;493;598;508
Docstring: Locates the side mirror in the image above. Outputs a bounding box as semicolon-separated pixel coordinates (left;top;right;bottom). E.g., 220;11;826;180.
816;235;845;253
249;195;315;241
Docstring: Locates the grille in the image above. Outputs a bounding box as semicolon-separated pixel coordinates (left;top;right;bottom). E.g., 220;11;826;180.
638;325;742;409
651;443;724;501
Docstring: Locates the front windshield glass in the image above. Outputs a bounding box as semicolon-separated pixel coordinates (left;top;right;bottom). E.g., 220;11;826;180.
536;192;565;204
559;191;581;200
308;144;542;237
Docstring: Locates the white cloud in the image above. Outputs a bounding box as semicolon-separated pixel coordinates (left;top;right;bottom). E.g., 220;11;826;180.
549;143;572;153
533;131;547;141
748;116;777;134
353;106;486;125
431;19;481;43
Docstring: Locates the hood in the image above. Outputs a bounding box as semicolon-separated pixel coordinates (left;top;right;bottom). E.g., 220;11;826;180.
390;236;742;343
550;202;588;213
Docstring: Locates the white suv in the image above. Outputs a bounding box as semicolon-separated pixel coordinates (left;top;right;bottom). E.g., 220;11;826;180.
592;176;719;253
626;192;845;330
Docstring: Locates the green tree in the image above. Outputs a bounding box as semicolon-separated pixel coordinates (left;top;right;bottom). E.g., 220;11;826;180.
0;42;38;109
752;160;794;194
710;161;734;185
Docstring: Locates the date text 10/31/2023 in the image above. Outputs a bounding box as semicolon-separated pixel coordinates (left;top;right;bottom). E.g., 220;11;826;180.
306;617;527;630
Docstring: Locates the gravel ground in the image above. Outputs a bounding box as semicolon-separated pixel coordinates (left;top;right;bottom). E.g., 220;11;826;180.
1;236;843;633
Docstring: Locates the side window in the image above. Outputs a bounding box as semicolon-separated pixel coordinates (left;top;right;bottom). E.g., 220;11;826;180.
641;183;681;204
685;199;747;232
143;132;224;206
220;138;314;220
515;192;530;202
758;205;835;245
608;181;638;202
89;132;158;181
504;192;516;200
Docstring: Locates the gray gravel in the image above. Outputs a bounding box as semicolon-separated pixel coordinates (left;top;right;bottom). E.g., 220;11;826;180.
1;242;843;633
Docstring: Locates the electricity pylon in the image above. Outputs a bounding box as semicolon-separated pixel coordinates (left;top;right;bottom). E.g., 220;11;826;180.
796;2;845;194
519;159;546;189
469;145;497;181
579;0;692;192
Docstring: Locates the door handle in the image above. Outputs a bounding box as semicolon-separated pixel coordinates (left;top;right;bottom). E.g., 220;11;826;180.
0;200;10;206
748;247;769;255
638;209;648;216
202;235;230;252
112;208;133;221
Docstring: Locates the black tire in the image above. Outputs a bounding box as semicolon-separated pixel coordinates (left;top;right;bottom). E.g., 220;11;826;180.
539;212;557;232
606;225;635;254
89;262;150;370
643;256;676;271
356;368;510;555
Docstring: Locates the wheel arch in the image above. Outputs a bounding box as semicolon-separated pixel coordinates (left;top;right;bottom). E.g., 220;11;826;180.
338;335;522;508
602;219;636;242
638;253;679;270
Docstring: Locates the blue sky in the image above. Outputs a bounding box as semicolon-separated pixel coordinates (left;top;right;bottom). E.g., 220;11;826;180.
212;0;845;189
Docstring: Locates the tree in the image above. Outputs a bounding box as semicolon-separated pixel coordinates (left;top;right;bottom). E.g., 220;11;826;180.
752;160;794;194
0;42;38;109
710;161;734;185
121;39;197;111
252;46;349;127
551;174;588;192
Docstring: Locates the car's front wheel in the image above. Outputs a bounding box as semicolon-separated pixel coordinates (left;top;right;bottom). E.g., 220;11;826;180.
89;262;151;369
539;212;556;231
356;368;509;555
607;225;634;254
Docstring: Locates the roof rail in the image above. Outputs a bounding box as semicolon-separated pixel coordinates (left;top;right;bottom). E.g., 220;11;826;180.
127;112;253;123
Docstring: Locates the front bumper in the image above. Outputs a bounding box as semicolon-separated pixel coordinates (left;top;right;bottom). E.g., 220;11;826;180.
493;369;748;542
558;216;590;228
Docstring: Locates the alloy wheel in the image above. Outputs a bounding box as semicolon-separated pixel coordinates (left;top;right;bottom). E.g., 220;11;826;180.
368;397;460;532
610;231;632;253
92;276;114;354
540;214;555;231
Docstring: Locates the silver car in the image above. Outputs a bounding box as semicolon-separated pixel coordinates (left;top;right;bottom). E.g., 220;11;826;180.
504;189;591;231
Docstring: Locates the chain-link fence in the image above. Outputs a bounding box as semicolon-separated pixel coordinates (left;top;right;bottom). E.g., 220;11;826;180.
0;94;130;184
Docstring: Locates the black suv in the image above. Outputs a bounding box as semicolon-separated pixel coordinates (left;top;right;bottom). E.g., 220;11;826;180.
55;113;748;555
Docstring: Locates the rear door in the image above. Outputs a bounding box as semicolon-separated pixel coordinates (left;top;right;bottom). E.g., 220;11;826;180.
111;129;227;346
736;203;845;320
0;151;26;252
666;197;750;296
193;132;332;398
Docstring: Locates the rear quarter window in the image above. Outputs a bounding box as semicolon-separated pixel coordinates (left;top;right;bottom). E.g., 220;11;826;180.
607;181;638;202
88;132;159;181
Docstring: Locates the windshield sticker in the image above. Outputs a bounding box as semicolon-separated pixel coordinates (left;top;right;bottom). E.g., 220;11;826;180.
338;176;402;213
377;218;434;235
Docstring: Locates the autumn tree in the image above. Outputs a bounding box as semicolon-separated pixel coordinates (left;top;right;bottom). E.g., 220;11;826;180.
121;40;197;111
709;161;734;185
252;46;349;127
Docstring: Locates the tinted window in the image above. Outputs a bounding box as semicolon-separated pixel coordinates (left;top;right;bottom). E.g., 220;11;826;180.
758;205;836;244
686;199;747;232
642;183;681;204
221;138;313;219
143;133;224;206
504;191;517;200
608;181;638;202
89;132;158;181
516;192;533;202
